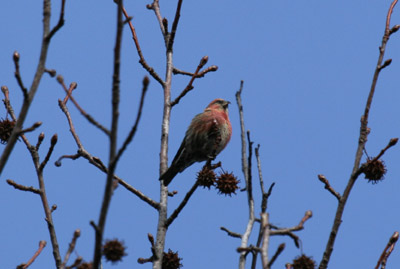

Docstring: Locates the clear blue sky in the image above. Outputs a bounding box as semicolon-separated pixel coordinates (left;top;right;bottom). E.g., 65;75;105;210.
1;0;400;268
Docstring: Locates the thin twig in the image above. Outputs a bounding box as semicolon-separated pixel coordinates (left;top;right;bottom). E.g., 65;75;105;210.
36;132;45;150
3;83;62;267
93;2;123;267
19;122;42;135
0;0;65;176
173;65;218;77
375;231;399;269
6;179;41;194
370;138;398;162
61;229;81;269
46;0;66;41
62;82;77;105
220;227;242;239
166;0;183;52
270;210;313;236
122;4;164;86
56;75;110;136
166;182;199;227
317;174;341;201
13;51;28;99
268;243;285;268
58;100;84;148
57;92;159;209
235;81;256;269
20;240;47;269
319;2;398;267
146;0;167;43
39;134;58;171
170;56;210;106
114;76;149;164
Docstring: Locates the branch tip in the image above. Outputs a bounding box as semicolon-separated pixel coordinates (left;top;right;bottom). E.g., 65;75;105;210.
13;51;20;62
45;68;57;77
51;134;58;145
380;58;392;70
389;137;398;147
390;24;400;34
200;55;209;67
56;75;64;84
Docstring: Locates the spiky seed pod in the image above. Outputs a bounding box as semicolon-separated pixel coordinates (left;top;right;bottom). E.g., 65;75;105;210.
162;249;182;269
77;262;93;269
102;239;127;264
0;118;16;144
197;166;216;189
216;171;239;196
292;254;317;269
363;158;387;184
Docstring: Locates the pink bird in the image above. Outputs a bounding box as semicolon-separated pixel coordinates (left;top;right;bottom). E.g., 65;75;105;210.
160;98;232;186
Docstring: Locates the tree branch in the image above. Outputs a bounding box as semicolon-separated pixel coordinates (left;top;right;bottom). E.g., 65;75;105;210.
0;0;65;176
170;56;210;106
319;2;399;267
19;241;47;269
122;4;164;86
13;51;28;99
61;229;81;269
166;182;199;227
6;179;41;194
375;231;399;269
220;226;242;239
93;2;123;266
317;174;341;201
114;76;149;164
235;81;256;269
56;75;110;136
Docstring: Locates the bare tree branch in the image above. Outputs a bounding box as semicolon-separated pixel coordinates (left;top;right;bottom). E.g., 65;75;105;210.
122;4;164;86
319;2;399;267
375;231;399;269
370;138;398;162
270;210;313;236
268;243;285;268
56;75;110;136
13;51;28;99
234;81;256;269
61;229;81;269
57;90;159;210
0;0;66;176
4;84;62;267
173;65;218;78
260;213;270;268
114;76;149;164
93;2;123;266
170;56;211;106
6;179;41;194
46;0;66;41
18;241;47;269
39;134;58;171
220;226;242;239
166;0;184;52
317;174;341;201
19;122;43;135
166;182;199;227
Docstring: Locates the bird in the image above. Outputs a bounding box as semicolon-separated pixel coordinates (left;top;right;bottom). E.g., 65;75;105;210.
160;98;232;186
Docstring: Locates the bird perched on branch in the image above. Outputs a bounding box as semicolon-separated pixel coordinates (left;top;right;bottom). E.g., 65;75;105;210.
160;98;232;186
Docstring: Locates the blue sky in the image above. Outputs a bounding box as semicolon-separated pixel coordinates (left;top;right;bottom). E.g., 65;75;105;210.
1;0;400;268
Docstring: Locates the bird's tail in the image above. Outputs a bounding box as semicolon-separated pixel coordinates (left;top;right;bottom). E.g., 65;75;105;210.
159;166;179;186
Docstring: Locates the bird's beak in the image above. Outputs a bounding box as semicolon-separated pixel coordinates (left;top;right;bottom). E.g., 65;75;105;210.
224;101;230;109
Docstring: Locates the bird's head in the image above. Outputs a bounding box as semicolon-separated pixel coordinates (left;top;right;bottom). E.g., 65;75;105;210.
206;98;230;113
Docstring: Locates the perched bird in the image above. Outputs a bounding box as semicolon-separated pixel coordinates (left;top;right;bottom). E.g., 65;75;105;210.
160;98;232;186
